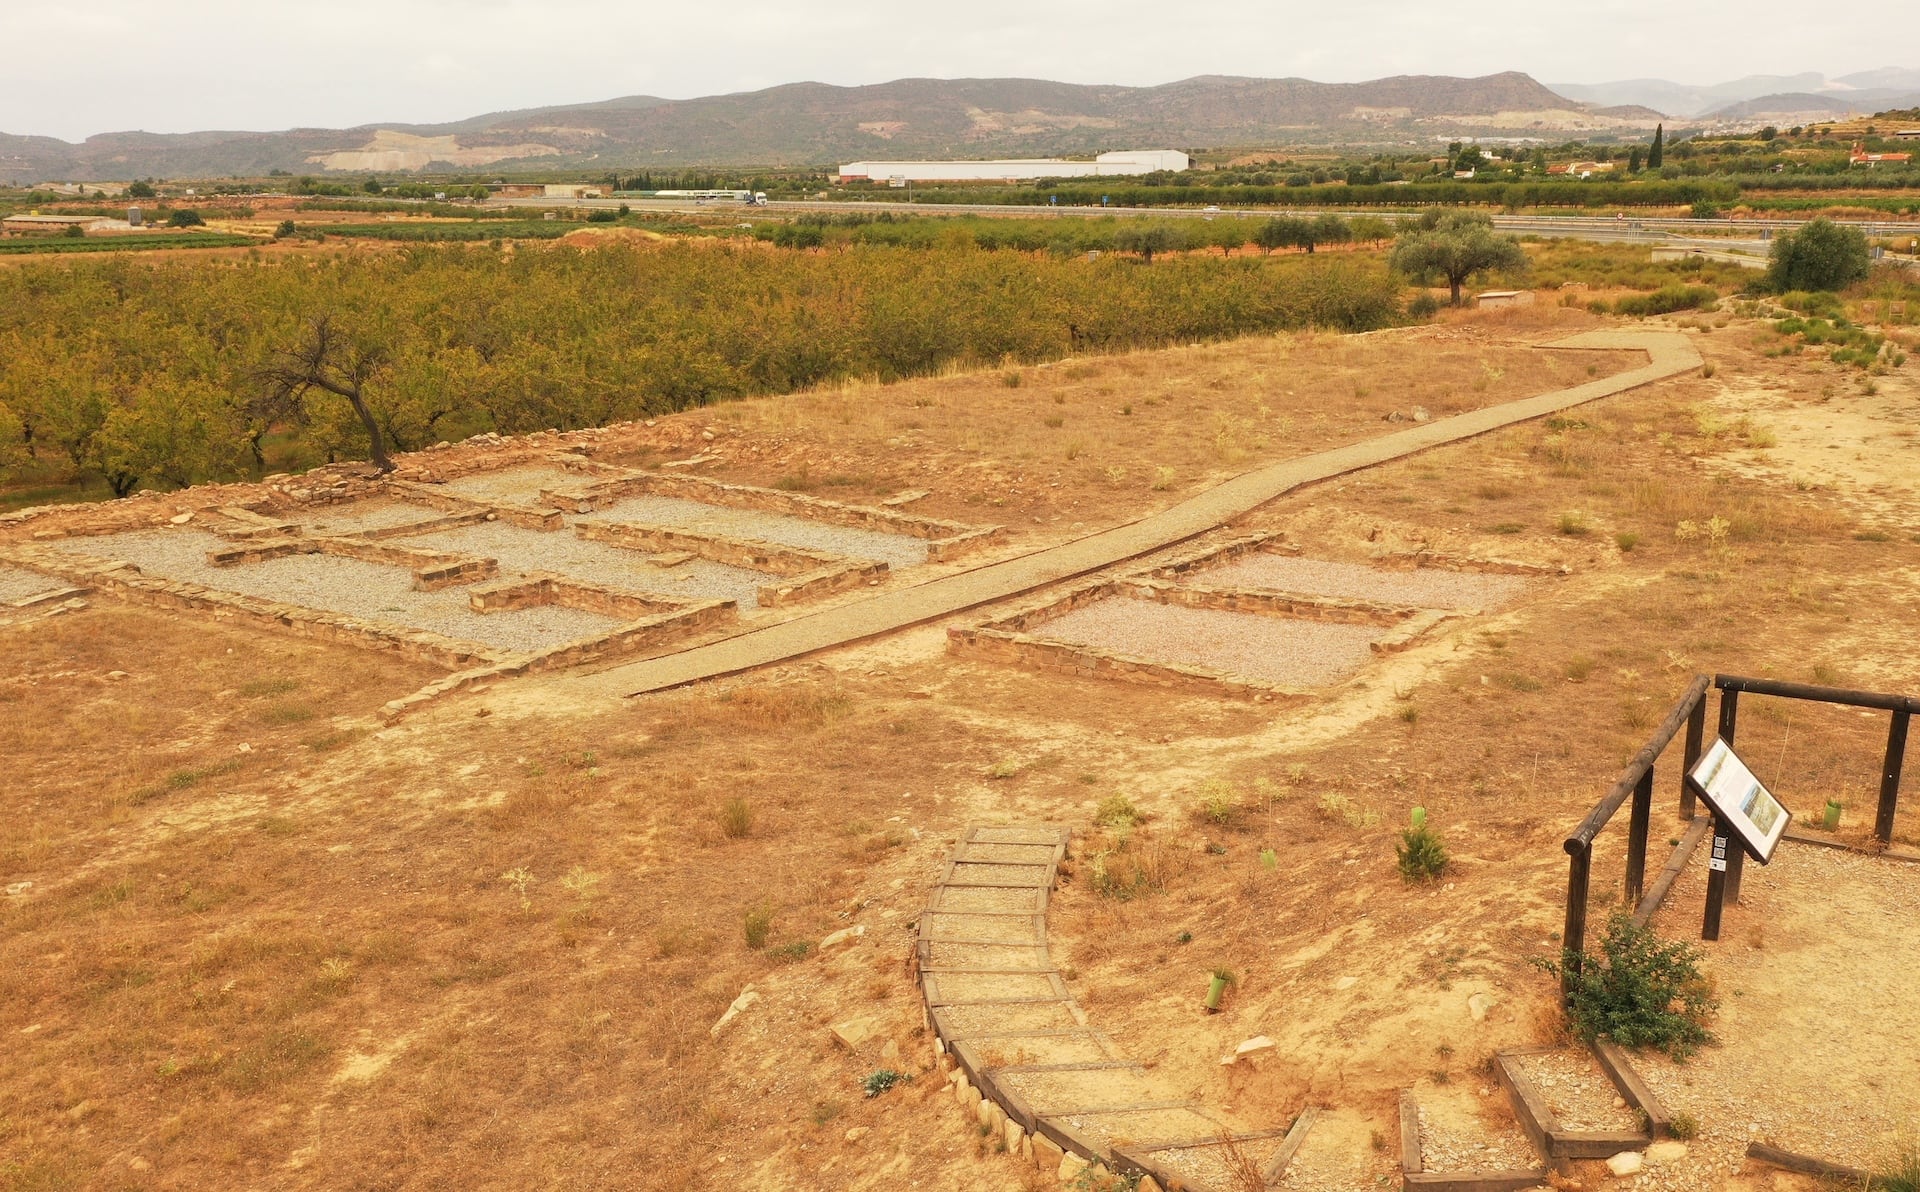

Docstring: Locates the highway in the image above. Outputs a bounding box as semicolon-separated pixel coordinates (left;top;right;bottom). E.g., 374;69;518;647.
496;194;1920;247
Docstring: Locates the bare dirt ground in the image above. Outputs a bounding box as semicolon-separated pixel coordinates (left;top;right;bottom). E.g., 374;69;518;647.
2;307;1916;1191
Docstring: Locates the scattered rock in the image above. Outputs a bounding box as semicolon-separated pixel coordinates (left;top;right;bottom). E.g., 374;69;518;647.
820;924;866;950
830;1016;881;1050
1468;993;1495;1021
5;882;31;897
1412;406;1432;422
880;1039;900;1065
708;987;760;1037
1645;1141;1688;1165
1335;976;1358;990
1235;1035;1276;1057
881;489;930;507
127;1157;151;1172
168;513;194;525
843;1126;870;1143
105;671;129;681
1606;1151;1644;1177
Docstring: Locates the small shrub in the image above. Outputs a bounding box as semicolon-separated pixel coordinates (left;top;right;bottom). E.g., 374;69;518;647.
1002;371;1022;388
769;940;812;964
863;1069;907;1097
1094;794;1140;829
810;1100;844;1127
1667;1111;1699;1141
166;208;206;228
1316;792;1380;830
1614;531;1639;552
1408;291;1441;320
1196;778;1240;827
1556;510;1590;536
1535;912;1717;1059
1700;360;1717;379
986;758;1022;780
718;797;754;838
1565;655;1596;682
1396;808;1448;883
742;905;773;950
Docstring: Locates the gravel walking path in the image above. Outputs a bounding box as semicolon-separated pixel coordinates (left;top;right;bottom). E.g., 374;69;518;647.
1507;1051;1638;1132
1637;843;1920;1188
550;330;1697;700
1197;555;1531;610
48;528;621;653
1035;597;1385;687
403;522;771;610
0;563;66;603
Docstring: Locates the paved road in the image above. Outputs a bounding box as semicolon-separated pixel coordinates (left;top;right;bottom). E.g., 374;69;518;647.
498;195;1919;243
552;330;1700;702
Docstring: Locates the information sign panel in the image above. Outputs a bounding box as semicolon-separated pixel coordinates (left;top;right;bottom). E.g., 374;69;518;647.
1686;737;1791;864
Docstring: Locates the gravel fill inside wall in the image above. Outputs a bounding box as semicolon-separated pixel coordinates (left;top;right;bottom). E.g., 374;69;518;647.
595;494;929;569
1034;597;1385;687
0;563;67;603
48;528;621;653
1197;554;1530;609
295;500;457;536
439;466;582;505
403;522;771;610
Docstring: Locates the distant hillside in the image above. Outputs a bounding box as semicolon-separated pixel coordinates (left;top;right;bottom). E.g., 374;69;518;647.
1706;91;1920;121
1550;68;1920;119
0;72;1656;182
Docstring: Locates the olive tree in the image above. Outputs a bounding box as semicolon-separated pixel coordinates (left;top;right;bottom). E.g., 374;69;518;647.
1389;211;1527;305
255;316;396;473
1765;217;1870;293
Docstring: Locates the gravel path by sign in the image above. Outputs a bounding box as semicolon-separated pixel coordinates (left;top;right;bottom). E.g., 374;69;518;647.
0;563;65;603
1197;555;1531;610
595;494;929;568
1639;842;1920;1185
48;528;620;653
1035;598;1386;687
403;522;771;610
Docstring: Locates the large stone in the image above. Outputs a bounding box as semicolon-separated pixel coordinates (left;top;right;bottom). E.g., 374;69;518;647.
1468;993;1496;1022
1606;1151;1644;1177
1235;1035;1277;1057
1004;1118;1024;1154
1645;1141;1689;1165
1058;1152;1091;1182
830;1016;882;1051
708;987;760;1037
1034;1133;1064;1171
843;1126;870;1143
820;924;866;950
1138;1178;1163;1192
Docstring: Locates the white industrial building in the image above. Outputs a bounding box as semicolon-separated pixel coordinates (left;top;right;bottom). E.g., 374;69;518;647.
839;149;1189;183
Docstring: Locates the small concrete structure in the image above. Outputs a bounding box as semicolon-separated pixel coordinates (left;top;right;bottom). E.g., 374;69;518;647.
1476;290;1535;309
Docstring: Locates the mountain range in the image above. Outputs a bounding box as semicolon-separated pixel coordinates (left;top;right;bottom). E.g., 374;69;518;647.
2;68;1915;183
0;72;1658;182
1549;68;1920;119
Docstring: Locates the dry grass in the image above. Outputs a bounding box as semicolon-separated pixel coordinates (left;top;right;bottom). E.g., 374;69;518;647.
607;307;1635;535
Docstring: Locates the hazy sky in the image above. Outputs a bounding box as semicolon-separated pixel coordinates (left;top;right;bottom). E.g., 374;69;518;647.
5;0;1912;141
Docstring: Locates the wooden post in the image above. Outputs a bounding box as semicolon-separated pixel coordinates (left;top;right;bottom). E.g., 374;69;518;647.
1562;845;1591;998
1625;766;1654;906
1717;690;1744;902
1680;693;1707;820
1702;819;1731;942
1877;710;1910;846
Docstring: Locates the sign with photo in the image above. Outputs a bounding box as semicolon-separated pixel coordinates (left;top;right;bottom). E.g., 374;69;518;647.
1686;737;1792;864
